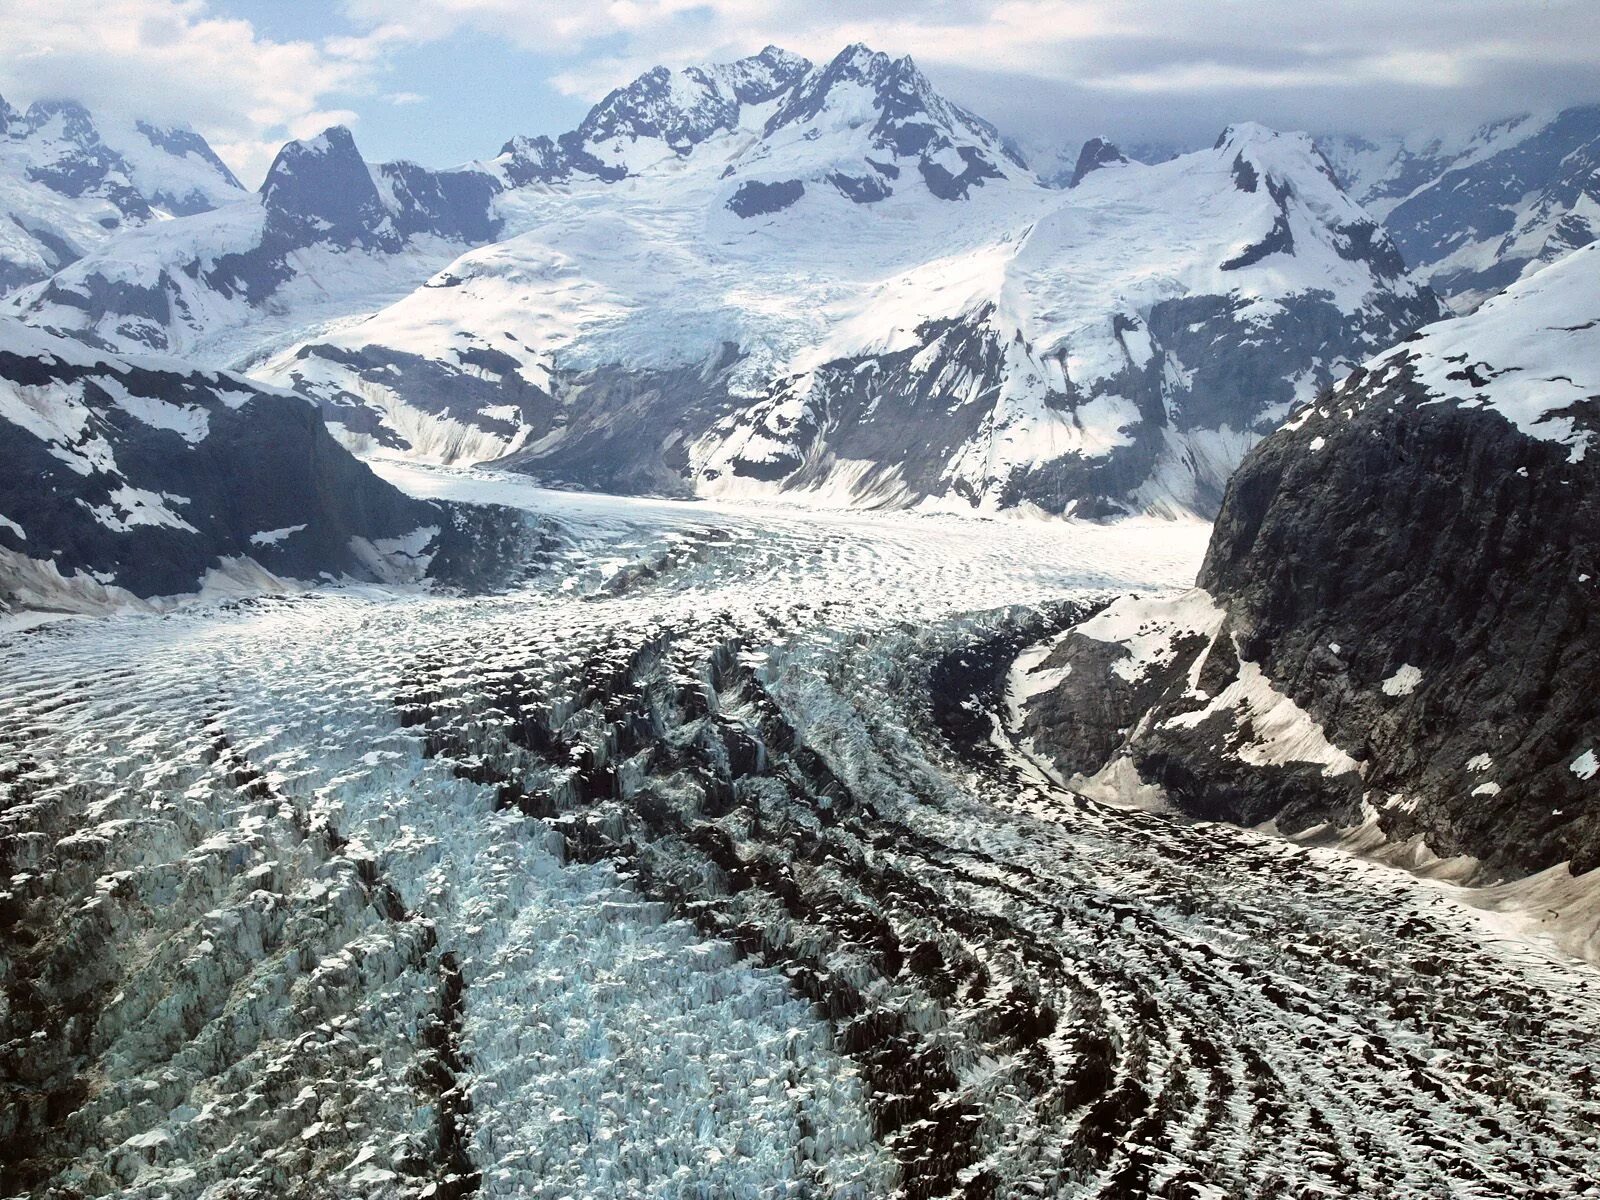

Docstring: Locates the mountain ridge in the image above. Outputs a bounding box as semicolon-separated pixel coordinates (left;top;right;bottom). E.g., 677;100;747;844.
0;95;244;293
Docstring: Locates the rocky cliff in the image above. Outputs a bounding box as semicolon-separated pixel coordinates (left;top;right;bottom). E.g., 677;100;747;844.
1015;241;1600;880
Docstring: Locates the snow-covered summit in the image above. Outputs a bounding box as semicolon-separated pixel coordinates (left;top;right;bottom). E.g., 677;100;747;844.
494;42;1025;207
0;95;244;293
496;46;813;185
264;105;1437;516
739;42;1025;204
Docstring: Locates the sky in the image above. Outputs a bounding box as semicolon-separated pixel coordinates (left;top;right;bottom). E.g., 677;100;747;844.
1;0;1598;185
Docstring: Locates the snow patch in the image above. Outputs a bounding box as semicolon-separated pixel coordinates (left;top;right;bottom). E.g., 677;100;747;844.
1072;588;1225;683
1165;653;1361;777
1571;749;1598;781
249;524;307;547
1381;663;1423;697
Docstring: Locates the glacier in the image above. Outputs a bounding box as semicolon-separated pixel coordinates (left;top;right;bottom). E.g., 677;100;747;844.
5;467;1598;1198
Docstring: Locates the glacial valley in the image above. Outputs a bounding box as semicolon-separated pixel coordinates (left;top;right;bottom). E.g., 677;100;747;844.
5;468;1597;1199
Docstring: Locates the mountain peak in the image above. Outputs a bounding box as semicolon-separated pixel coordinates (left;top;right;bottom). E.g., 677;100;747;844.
1214;122;1291;152
749;42;1019;203
701;45;812;104
498;47;814;186
260;125;391;245
1068;137;1130;187
23;98;95;131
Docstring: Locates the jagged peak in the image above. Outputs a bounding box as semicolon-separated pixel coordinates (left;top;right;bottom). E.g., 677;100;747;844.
18;98;99;143
1212;123;1330;166
259;125;391;238
1214;122;1299;152
832;42;893;73
259;125;369;195
694;45;812;103
1213;123;1343;196
25;97;93;123
285;124;362;159
768;43;974;139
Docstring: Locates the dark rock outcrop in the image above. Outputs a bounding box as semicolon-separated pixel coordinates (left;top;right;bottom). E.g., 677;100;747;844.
0;320;534;609
1020;245;1600;880
1068;137;1129;187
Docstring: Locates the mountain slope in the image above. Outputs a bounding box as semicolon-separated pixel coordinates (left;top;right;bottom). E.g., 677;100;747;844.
0;96;244;294
8;125;501;362
0;317;528;611
1321;106;1600;310
1015;240;1600;880
261;80;1438;516
4;48;1442;518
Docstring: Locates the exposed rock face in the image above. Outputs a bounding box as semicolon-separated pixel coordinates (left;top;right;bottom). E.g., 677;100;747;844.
0;318;533;609
1017;241;1600;880
1067;137;1130;187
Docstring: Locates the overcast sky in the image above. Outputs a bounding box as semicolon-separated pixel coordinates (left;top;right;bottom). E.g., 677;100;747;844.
2;0;1598;184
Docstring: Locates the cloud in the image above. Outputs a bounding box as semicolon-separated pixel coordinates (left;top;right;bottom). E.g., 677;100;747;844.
1;0;1596;188
346;0;1600;145
0;0;382;185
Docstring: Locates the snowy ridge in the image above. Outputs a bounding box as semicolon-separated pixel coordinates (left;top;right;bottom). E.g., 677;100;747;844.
1314;239;1600;462
264;97;1437;518
0;96;244;294
7;124;501;361
1322;105;1600;310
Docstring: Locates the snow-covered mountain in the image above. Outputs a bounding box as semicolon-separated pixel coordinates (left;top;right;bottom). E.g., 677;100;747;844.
1015;239;1600;878
3;47;1444;517
250;49;1437;518
1320;105;1600;310
495;44;813;185
0;317;530;611
8;124;501;361
0;96;244;295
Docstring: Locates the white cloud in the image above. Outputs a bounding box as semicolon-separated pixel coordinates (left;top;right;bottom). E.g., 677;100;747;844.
339;0;1600;103
0;0;383;185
